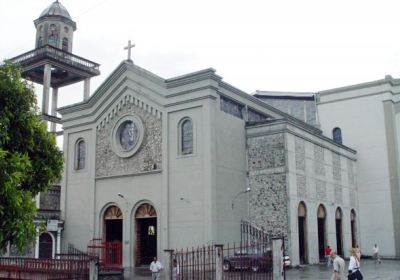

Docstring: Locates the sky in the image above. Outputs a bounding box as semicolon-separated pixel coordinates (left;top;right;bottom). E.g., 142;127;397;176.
1;0;400;108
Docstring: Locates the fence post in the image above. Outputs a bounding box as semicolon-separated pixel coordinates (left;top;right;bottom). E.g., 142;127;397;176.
164;249;174;280
214;244;223;280
272;238;284;280
89;257;98;280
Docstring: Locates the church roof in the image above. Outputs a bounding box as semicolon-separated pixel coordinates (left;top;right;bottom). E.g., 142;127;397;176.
39;1;72;21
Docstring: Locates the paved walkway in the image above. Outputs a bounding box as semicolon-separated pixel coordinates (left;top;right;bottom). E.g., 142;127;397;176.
285;259;400;280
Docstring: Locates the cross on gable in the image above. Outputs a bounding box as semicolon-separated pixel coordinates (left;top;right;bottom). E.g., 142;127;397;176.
124;40;135;62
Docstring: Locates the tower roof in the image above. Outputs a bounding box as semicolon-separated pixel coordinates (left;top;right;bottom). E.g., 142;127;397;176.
39;1;72;21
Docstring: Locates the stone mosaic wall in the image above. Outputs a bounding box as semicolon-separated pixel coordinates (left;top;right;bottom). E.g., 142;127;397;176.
334;184;343;204
40;185;60;210
314;145;325;176
96;100;162;177
316;179;327;200
297;174;307;198
347;159;355;185
295;138;306;171
247;133;289;240
332;152;341;181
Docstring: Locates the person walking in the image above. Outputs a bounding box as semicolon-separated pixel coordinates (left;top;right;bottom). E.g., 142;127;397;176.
330;250;345;280
172;259;180;280
325;245;332;267
150;256;163;280
373;244;381;264
348;248;363;280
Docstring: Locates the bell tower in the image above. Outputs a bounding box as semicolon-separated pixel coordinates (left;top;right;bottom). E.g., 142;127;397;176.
34;0;76;52
9;1;100;133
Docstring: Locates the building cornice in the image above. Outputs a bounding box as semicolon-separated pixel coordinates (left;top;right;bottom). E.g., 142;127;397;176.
246;119;357;155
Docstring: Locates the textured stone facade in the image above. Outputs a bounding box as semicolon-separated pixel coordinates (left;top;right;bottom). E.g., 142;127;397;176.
40;185;61;210
314;145;325;176
347;159;355;185
334;184;343;204
96;100;162;177
295;138;306;171
332;152;341;181
316;179;327;200
297;174;307;198
247;133;288;239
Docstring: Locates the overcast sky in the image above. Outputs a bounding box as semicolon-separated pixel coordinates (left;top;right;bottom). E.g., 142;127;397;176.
1;0;400;108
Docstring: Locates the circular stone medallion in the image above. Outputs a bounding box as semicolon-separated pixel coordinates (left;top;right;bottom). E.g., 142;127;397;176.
111;115;145;158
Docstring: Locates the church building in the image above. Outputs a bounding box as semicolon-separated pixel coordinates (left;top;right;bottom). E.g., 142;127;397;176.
12;0;400;272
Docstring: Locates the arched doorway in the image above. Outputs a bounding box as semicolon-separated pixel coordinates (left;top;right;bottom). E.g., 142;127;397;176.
104;206;123;242
298;202;308;264
39;233;53;259
135;203;157;266
335;207;343;256
351;209;357;248
317;204;327;261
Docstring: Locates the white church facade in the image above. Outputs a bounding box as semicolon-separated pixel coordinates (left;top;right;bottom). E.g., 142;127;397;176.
58;60;360;268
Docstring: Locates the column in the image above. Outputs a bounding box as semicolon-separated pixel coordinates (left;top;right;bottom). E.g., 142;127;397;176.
272;238;284;280
84;78;91;101
51;87;58;132
214;244;223;280
56;227;62;256
42;63;52;115
34;228;40;258
163;249;174;280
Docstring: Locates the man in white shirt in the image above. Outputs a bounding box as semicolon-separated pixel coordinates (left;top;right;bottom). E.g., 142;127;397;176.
150;256;163;280
330;250;345;280
373;244;381;264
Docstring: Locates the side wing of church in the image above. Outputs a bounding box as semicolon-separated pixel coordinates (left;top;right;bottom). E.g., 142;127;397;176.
59;60;359;268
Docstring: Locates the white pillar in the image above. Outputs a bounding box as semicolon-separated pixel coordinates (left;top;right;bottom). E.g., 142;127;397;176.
56;227;62;256
34;229;40;258
42;64;51;115
50;87;58;132
84;78;90;101
272;238;284;280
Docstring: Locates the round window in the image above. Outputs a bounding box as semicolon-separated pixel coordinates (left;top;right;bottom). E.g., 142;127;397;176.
111;115;145;158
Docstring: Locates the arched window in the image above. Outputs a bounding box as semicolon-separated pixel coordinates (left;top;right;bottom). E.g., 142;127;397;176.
298;201;308;264
335;207;343;255
332;127;342;144
180;118;193;155
75;139;86;170
62;37;68;52
48;24;58;46
351;209;357;247
37;37;43;48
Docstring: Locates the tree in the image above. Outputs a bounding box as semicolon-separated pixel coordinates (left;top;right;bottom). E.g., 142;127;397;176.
0;62;63;252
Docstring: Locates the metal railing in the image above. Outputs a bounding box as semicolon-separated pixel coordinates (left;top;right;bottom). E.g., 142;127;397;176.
9;45;100;73
87;238;122;271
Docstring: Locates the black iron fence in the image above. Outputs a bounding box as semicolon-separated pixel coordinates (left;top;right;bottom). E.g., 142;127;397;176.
169;221;279;280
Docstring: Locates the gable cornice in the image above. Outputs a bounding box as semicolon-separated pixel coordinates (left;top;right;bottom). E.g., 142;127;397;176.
96;89;162;131
318;76;400;96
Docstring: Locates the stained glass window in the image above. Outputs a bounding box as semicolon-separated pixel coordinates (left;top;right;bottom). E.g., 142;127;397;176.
48;24;58;46
76;140;85;170
332;127;342;144
148;226;155;236
181;119;193;154
248;108;268;122
220;96;243;119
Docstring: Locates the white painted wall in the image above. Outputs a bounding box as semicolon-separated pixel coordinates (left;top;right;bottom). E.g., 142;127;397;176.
318;89;397;257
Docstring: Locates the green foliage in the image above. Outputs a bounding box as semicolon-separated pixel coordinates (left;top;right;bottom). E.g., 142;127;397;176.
0;62;63;252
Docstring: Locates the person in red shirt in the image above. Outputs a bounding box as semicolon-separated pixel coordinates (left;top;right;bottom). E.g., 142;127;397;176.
325;246;332;267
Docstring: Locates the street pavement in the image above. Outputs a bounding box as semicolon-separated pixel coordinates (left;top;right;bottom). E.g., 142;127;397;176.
123;259;400;279
285;259;400;280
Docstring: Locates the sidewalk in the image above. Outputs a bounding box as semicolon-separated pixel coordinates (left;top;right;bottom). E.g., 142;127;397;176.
285;259;400;280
